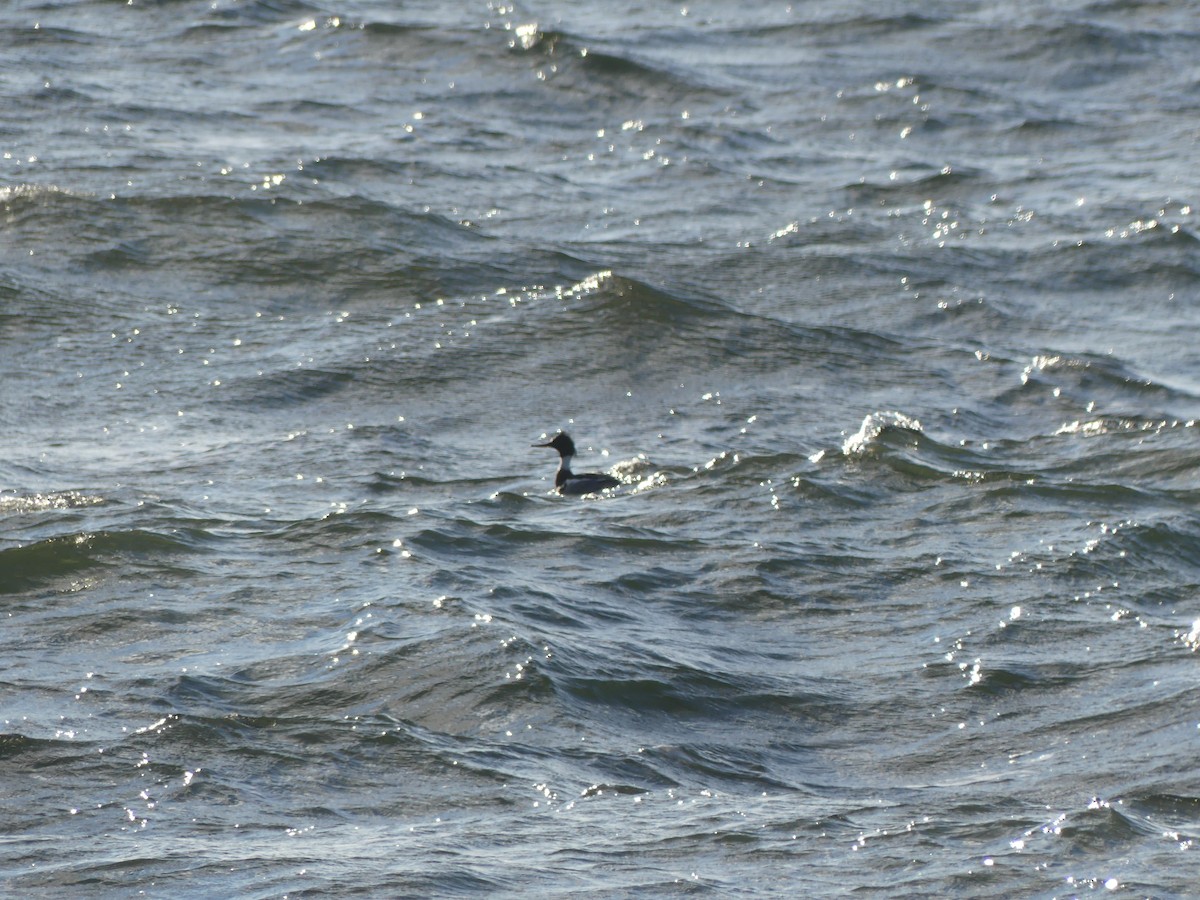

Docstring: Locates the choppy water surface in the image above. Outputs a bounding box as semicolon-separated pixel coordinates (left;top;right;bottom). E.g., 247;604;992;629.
3;0;1199;895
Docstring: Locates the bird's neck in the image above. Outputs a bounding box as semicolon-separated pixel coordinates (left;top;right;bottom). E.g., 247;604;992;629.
555;455;574;485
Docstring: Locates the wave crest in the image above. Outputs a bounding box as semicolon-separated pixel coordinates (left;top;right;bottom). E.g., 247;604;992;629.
842;411;923;457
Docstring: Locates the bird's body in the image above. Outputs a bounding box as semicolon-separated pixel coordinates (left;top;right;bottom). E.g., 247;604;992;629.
533;432;620;495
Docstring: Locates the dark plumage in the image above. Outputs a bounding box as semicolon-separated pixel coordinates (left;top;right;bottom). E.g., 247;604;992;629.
533;432;620;495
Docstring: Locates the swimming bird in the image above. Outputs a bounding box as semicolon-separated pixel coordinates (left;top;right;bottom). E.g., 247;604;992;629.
533;432;620;495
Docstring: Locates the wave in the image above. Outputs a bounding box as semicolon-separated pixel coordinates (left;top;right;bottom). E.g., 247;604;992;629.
190;0;326;29
997;20;1178;89
230;366;358;410
1019;233;1200;294
0;491;105;515
498;20;732;101
1059;518;1200;581
0;529;200;594
841;410;923;458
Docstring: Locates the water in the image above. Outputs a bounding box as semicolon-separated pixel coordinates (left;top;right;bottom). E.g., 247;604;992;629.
3;0;1199;895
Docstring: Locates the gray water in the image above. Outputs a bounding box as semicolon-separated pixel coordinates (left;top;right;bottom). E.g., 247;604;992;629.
3;0;1200;895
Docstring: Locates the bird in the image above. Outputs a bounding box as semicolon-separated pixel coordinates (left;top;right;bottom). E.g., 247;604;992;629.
533;432;620;495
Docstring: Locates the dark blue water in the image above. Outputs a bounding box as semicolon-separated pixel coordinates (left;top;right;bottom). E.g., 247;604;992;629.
3;0;1199;895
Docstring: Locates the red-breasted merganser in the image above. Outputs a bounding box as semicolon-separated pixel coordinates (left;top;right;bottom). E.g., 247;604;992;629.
533;432;620;495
